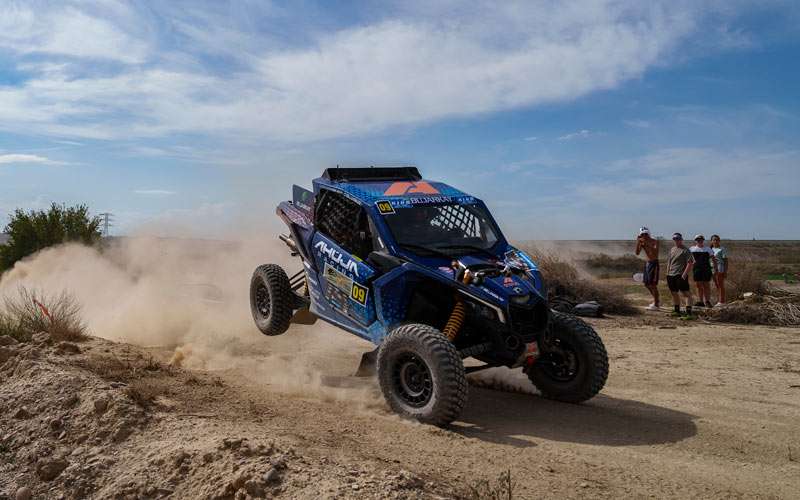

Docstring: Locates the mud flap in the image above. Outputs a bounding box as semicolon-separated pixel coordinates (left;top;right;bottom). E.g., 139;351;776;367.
353;348;378;377
290;307;317;325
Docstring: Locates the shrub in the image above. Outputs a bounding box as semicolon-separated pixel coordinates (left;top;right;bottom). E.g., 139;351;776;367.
532;252;637;315
0;203;101;272
726;258;768;299
0;287;87;342
584;253;642;274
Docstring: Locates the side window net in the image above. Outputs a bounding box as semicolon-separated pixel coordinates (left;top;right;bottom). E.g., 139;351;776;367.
315;190;371;257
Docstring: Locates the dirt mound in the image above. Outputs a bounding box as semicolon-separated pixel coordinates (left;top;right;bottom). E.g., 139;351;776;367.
0;333;443;499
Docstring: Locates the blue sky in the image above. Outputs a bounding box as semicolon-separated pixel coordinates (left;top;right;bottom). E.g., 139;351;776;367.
0;0;798;240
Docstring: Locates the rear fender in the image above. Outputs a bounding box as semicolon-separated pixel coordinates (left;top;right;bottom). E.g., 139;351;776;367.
277;201;314;264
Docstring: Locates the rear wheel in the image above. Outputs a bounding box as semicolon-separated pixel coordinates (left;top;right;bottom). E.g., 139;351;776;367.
250;264;293;336
377;324;467;426
526;311;608;403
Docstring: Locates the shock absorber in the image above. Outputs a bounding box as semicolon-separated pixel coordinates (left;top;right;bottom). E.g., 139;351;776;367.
443;298;466;341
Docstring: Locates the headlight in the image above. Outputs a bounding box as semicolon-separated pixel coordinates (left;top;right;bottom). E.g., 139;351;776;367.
510;294;530;305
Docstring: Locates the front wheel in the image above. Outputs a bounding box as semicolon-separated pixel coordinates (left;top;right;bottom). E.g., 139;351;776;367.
377;324;467;426
526;311;608;403
250;264;293;336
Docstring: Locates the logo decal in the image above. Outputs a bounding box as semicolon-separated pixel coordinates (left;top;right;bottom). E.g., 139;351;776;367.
375;200;395;215
351;282;368;305
503;276;515;287
315;241;360;277
383;181;440;196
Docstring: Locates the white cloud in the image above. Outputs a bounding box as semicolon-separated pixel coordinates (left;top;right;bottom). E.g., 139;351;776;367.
0;153;62;165
133;190;176;196
523;136;538;142
0;3;148;64
557;129;594;141
577;147;800;208
0;1;698;142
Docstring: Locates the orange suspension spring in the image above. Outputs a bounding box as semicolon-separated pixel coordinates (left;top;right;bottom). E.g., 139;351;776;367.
443;298;466;341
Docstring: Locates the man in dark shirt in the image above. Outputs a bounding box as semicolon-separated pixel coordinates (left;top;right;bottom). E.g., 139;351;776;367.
666;233;694;316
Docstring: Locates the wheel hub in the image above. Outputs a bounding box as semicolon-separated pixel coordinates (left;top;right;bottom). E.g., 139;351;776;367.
392;353;433;408
541;339;579;382
255;284;271;317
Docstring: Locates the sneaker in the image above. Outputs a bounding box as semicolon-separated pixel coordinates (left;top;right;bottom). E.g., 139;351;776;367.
714;302;724;307
646;303;659;311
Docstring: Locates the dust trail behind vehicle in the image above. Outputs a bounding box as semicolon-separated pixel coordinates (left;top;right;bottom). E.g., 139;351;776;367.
0;233;380;405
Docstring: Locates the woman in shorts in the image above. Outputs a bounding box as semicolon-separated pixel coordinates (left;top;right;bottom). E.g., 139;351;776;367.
710;234;728;305
690;235;716;308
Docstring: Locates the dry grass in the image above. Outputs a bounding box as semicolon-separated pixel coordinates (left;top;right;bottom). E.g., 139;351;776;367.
706;288;800;327
532;253;637;315
0;286;87;342
465;470;516;500
726;257;768;299
124;379;169;408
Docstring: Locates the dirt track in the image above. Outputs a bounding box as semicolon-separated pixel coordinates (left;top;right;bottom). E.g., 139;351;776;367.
154;316;800;498
3;316;800;498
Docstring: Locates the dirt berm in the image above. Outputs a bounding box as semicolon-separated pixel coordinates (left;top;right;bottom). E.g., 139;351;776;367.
2;318;800;499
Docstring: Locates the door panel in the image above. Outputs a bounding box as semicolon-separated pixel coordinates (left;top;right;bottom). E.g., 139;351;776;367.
310;232;377;328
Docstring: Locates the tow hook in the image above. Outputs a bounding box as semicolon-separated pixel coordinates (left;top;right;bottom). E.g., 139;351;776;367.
516;341;540;369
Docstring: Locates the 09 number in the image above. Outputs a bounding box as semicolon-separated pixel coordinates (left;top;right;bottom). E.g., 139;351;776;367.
351;283;368;305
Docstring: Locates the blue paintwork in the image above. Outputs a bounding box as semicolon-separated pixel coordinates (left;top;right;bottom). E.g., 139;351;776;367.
279;172;547;345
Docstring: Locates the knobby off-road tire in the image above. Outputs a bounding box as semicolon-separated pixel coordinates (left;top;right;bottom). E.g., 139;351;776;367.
250;264;293;336
377;324;467;427
527;310;608;403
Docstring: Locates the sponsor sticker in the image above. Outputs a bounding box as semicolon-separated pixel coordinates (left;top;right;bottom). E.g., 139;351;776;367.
375;200;395;215
383;181;440;196
351;282;368;305
324;263;353;293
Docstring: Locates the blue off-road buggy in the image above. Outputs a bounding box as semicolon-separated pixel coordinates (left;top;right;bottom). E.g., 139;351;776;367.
250;167;608;426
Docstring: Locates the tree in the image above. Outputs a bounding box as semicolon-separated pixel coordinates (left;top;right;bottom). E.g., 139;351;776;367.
0;203;102;272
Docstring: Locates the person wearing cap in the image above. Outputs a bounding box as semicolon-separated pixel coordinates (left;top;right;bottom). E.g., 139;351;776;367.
689;234;717;308
666;233;695;316
710;234;729;305
635;227;660;310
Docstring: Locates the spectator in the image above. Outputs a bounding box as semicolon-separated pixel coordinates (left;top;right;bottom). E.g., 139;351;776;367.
689;235;717;308
710;234;729;305
666;233;695;316
635;227;660;310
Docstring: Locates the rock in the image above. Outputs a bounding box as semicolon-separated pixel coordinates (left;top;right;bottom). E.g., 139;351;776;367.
63;394;80;408
56;342;81;355
0;346;17;363
0;335;18;346
232;471;251;490
94;397;109;414
173;451;191;467
13;406;32;420
262;467;280;484
32;332;51;344
222;437;244;450
244;479;264;497
112;424;134;442
15;487;33;500
270;455;287;470
36;457;68;481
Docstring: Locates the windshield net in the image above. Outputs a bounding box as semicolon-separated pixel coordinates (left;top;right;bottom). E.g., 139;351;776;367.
383;203;500;255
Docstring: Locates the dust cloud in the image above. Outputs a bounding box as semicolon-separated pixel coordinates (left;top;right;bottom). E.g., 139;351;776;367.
0;232;379;405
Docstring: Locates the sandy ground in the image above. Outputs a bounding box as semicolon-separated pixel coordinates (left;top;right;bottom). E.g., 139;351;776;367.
3;314;800;498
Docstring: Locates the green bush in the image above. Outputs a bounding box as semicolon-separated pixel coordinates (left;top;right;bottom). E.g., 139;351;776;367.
0;203;101;272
